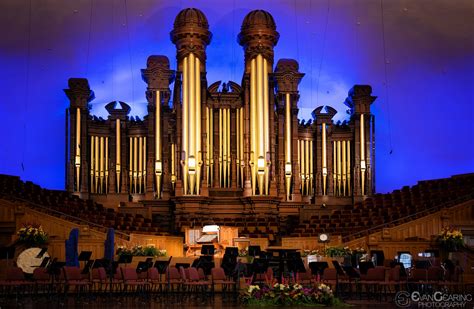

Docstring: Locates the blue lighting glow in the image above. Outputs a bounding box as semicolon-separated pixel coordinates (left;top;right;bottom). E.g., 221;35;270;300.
0;0;472;193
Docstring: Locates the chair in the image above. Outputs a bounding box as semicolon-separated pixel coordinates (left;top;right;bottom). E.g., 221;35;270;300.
148;267;166;293
121;267;149;295
90;267;107;293
211;267;236;296
62;266;91;298
359;266;385;300
186;267;211;297
33;267;51;296
409;268;427;292
166;267;182;292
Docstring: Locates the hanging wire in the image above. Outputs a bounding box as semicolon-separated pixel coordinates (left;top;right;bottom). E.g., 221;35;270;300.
112;0;116;100
315;0;330;106
380;0;393;154
85;0;94;77
309;0;314;108
22;0;33;172
293;0;300;61
231;0;236;81
123;0;135;103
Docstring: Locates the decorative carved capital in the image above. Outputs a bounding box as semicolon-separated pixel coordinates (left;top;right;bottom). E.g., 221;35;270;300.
238;10;279;66
64;78;94;108
141;55;175;92
170;8;212;64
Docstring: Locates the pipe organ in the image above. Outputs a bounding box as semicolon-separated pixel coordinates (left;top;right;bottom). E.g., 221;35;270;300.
65;8;376;211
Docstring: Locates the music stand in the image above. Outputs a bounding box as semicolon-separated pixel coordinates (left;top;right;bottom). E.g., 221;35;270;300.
81;260;94;275
225;247;239;257
175;263;190;269
39;256;51;268
78;251;92;262
117;254;132;265
136;261;150;273
251;258;269;283
342;266;360;279
201;245;215;256
331;260;346;277
248;246;261;257
309;261;329;277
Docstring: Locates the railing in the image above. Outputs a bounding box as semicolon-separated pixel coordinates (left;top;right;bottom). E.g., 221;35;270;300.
343;194;474;242
2;196;131;241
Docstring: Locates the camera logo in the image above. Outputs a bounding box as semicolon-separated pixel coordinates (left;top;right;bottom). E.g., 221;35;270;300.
394;291;411;307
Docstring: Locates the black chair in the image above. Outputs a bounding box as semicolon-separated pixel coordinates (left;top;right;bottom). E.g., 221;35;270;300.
248;246;261;257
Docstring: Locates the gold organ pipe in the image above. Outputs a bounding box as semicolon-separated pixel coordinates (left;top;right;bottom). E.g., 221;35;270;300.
188;53;196;194
239;108;244;187
143;137;147;193
333;141;337;195
263;58;269;195
100;136;104;193
322;123;327;195
219;109;223;187
236;108;240;186
133;136;138;193
256;55;264;194
342;140;346;196
224;109;228;187
75;108;81;191
129;137;133;193
305;139;309;196
337;140;341;196
90;136;94;193
300;140;306;195
309;139;313;196
227;108;231;188
156;91;161;198
105;137;108;194
206;106;210;186
195;56;201;195
250;58;257;195
94;136;99;193
285;94;292;200
210;107;214;187
182;56;188;195
347;140;351;195
171;143;176;190
116;119;121;193
360;113;365;195
139;136;143;193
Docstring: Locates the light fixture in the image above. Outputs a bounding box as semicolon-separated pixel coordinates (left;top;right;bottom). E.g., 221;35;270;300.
202;225;219;233
318;233;329;243
285;162;292;176
155;160;162;175
188;156;196;175
257;156;265;175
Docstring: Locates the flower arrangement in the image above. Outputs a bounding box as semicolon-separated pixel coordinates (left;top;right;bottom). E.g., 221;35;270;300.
242;282;341;306
117;245;167;257
437;226;464;252
324;246;351;257
16;223;49;246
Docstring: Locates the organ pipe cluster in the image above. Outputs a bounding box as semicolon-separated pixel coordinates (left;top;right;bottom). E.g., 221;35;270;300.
65;8;376;205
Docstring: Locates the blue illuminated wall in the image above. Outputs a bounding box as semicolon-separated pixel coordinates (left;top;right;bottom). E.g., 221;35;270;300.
0;0;473;193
